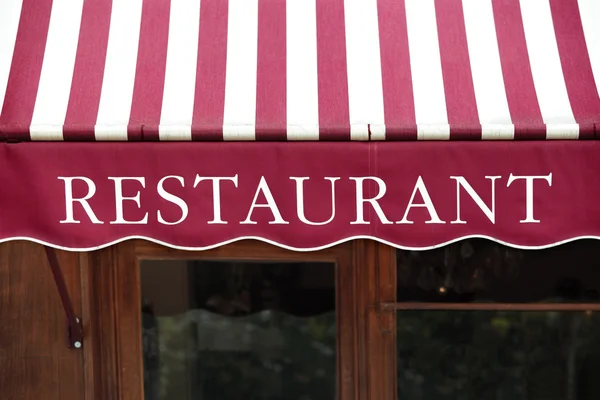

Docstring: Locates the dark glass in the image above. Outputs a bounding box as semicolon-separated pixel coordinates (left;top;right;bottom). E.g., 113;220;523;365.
140;260;336;400
397;310;600;400
396;239;600;303
396;239;600;399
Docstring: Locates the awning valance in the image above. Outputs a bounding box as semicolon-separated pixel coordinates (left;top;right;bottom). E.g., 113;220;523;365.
1;141;600;251
1;0;598;141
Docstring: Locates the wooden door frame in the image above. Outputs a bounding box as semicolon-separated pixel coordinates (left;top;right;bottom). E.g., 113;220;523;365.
84;239;396;400
354;241;397;400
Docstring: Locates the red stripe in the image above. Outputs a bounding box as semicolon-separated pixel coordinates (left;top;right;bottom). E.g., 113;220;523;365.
127;0;171;141
192;0;228;141
377;0;416;140
435;0;480;140
0;0;53;141
63;0;112;141
549;0;600;139
316;0;350;140
255;0;286;141
492;0;544;139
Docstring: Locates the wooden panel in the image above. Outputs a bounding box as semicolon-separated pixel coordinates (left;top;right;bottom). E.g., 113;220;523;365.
354;240;397;400
80;252;96;400
91;239;365;400
0;241;85;400
86;246;119;400
115;241;143;400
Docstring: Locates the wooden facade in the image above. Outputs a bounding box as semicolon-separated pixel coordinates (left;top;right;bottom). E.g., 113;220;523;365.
0;239;397;400
3;238;600;399
0;241;85;399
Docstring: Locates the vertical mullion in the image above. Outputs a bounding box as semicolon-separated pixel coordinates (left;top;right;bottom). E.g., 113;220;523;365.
378;242;397;400
355;240;397;400
336;242;360;400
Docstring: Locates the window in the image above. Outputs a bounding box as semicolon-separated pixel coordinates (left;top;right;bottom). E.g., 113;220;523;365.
394;239;600;400
140;260;336;400
87;240;359;400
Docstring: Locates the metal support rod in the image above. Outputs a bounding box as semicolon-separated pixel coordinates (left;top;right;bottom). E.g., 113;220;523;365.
44;246;83;349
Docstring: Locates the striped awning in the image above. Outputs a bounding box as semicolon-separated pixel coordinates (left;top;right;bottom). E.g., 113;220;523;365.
0;0;599;141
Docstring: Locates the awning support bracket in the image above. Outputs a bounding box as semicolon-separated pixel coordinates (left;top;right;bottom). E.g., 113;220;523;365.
44;246;83;349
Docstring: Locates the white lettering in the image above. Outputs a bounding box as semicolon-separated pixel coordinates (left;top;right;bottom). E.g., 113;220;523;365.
241;176;289;224
291;177;339;226
451;176;501;224
398;176;445;224
350;177;392;224
194;175;239;224
507;173;552;223
157;176;188;225
109;177;148;224
58;177;103;224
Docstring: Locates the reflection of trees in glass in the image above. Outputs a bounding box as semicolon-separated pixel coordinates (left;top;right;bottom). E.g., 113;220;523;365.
142;303;160;400
153;309;336;400
397;239;600;304
141;260;336;400
189;261;335;318
396;239;600;399
397;239;524;299
397;310;600;400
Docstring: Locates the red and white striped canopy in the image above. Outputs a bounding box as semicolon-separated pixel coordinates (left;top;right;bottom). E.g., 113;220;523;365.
0;0;599;141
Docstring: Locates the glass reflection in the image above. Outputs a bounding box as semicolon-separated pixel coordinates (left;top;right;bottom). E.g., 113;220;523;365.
397;310;600;400
396;239;600;399
141;260;336;400
396;239;600;303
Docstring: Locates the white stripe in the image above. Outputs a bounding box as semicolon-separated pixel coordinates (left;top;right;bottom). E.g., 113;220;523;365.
222;0;258;140
462;0;513;140
222;125;255;141
417;125;450;140
519;0;575;126
95;0;144;141
481;124;515;140
350;124;369;140
30;0;85;140
159;0;201;141
286;125;320;140
370;124;386;140
0;0;23;116
157;126;196;141
94;125;128;141
28;125;65;141
286;0;319;140
546;123;579;139
578;0;600;97
405;0;449;140
344;0;385;140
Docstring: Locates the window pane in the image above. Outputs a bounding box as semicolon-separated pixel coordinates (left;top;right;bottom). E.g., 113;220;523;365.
140;260;336;400
396;239;600;399
396;239;600;303
397;310;600;400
